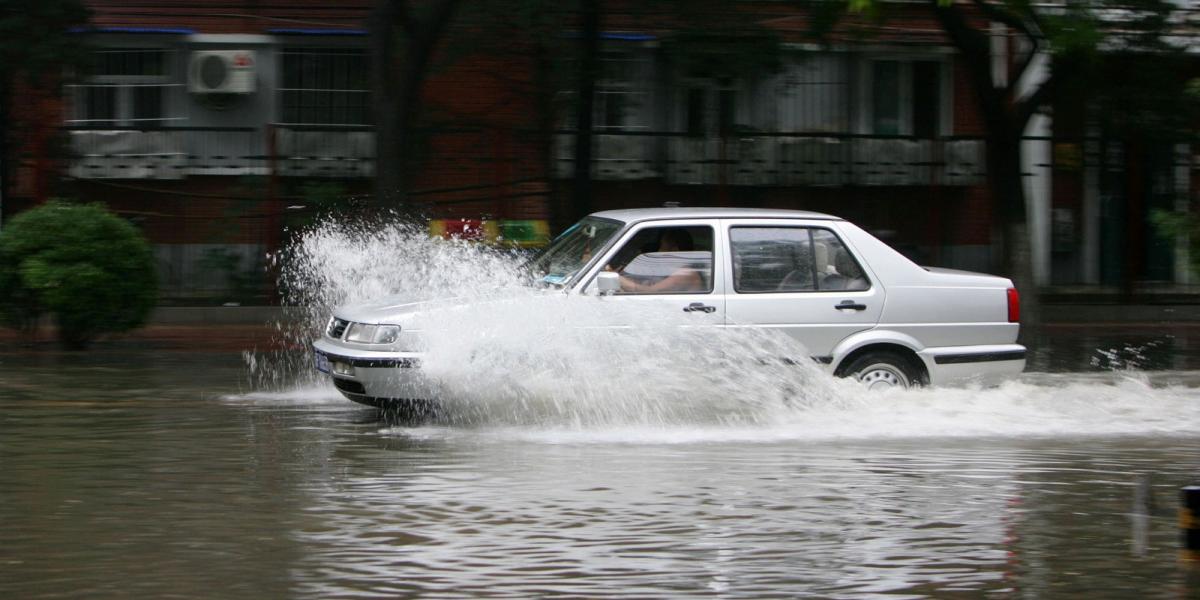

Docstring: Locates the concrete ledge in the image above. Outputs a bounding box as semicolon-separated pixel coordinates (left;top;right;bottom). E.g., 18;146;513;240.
150;306;299;325
1041;304;1200;324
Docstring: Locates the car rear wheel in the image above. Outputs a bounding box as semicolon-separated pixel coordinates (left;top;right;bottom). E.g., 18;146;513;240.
842;351;921;390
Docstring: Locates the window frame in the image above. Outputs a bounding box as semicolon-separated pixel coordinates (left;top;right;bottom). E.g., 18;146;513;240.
607;224;717;295
594;49;651;132
777;52;851;135
856;53;952;138
580;220;721;296
677;80;746;138
68;47;177;127
728;224;872;295
277;46;370;126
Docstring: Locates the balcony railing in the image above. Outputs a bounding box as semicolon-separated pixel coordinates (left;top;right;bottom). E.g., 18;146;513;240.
65;125;376;180
272;125;375;178
555;132;987;187
64;126;986;187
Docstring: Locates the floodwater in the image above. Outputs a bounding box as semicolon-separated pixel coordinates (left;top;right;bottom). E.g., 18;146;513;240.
4;223;1200;598
3;342;1200;599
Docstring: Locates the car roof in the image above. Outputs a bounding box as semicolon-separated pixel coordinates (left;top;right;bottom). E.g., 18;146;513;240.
590;207;842;223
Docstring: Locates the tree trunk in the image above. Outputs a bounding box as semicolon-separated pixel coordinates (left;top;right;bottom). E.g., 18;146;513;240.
0;72;9;229
371;0;403;210
571;0;600;221
988;129;1040;338
530;30;563;231
371;0;461;213
932;1;1042;337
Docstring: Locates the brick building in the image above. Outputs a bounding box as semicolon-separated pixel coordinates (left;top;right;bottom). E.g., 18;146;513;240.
4;1;1192;301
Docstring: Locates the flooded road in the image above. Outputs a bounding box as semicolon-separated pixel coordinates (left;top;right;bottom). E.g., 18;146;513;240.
3;342;1200;599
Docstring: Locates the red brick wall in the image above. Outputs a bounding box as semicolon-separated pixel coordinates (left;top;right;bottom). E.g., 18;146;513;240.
6;1;999;257
86;1;371;33
951;58;986;137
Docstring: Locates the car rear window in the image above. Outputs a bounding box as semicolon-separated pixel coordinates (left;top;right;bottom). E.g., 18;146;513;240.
730;226;869;293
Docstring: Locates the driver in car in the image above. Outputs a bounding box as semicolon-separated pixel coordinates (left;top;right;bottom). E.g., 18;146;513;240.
609;229;705;293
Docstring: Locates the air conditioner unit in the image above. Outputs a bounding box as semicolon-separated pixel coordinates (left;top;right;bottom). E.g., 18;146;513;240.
188;50;256;94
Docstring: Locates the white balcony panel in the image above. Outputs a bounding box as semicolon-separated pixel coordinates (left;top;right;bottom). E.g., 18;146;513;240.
853;139;930;186
69;130;185;180
779;137;845;186
728;138;778;186
554;133;657;181
666;137;720;185
275;129;375;178
942;140;985;186
184;130;266;176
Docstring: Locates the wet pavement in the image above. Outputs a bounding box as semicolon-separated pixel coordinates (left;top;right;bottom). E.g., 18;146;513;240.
2;322;1200;598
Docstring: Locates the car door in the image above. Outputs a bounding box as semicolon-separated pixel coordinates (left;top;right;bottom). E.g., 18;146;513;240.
722;219;883;358
577;219;725;327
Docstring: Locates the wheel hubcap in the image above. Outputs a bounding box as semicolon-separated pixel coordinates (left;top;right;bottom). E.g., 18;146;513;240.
857;365;908;390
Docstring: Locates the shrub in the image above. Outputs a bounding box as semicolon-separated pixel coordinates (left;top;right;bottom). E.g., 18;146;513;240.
0;200;157;349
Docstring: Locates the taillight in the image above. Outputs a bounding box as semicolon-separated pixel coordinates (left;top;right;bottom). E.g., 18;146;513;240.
1007;288;1020;323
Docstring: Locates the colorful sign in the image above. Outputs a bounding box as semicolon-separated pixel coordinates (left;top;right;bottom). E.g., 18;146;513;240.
429;219;550;248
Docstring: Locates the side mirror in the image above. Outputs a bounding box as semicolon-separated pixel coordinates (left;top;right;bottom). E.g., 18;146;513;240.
595;271;620;296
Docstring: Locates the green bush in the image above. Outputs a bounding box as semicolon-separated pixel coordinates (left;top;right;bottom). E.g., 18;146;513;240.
0;200;157;349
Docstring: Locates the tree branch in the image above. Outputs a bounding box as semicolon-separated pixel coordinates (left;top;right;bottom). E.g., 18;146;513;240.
969;0;1045;101
398;0;417;37
1016;72;1054;128
970;0;1035;44
932;0;1007;127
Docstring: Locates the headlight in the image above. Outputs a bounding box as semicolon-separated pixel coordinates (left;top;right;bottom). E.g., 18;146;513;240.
344;323;401;345
372;325;401;344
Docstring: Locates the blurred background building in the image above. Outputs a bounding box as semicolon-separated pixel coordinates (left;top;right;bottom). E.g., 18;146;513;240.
2;0;1196;303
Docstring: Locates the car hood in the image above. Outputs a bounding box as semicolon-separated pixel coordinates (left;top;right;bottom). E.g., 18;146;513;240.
332;290;558;329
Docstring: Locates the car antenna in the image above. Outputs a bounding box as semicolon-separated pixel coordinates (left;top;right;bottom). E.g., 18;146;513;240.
663;201;681;208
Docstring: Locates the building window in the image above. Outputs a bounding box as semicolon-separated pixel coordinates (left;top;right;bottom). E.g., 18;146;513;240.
779;54;849;134
556;49;651;132
872;61;902;135
70;48;172;126
865;58;945;137
681;85;740;137
911;61;941;139
595;51;649;131
280;48;369;125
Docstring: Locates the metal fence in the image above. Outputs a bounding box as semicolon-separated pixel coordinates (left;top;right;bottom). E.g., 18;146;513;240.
65;124;378;180
63;125;987;188
553;132;986;187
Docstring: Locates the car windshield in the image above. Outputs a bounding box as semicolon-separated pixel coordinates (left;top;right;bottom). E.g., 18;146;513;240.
526;216;623;287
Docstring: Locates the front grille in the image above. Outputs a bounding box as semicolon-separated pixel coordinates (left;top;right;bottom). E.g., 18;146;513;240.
333;378;366;395
328;317;350;339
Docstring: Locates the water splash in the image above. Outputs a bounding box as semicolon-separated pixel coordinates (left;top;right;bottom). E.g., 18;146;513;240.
247;215;528;391
1091;341;1165;371
414;294;853;427
244;217;1200;438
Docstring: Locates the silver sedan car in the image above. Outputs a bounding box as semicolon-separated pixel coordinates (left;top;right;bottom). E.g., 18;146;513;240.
313;208;1025;408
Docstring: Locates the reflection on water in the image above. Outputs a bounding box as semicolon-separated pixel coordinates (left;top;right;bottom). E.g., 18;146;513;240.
2;348;1200;599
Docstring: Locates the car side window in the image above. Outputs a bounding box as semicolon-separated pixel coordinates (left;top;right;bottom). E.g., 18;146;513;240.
730;226;869;293
604;225;714;295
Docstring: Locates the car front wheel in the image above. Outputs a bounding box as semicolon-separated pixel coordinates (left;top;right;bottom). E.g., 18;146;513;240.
841;351;921;390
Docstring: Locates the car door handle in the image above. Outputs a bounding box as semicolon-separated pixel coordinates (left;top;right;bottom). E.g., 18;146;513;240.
835;300;867;311
683;302;717;314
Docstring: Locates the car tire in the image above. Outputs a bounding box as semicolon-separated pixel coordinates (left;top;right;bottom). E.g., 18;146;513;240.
841;351;921;390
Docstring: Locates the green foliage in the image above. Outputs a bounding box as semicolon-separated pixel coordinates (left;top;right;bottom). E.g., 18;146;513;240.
0;200;157;349
1152;209;1199;274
